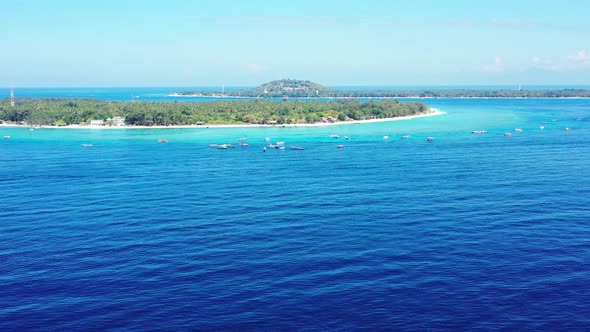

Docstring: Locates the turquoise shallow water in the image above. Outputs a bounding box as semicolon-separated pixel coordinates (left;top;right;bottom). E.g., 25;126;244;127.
1;98;589;330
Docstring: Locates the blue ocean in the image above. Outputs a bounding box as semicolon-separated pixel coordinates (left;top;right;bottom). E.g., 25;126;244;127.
1;89;589;330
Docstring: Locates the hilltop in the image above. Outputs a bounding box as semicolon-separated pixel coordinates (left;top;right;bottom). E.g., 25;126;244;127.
250;79;333;97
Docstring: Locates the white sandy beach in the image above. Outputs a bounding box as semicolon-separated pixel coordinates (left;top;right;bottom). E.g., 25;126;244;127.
1;108;443;130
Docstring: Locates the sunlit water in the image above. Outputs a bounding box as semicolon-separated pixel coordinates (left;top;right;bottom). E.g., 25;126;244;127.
1;97;589;330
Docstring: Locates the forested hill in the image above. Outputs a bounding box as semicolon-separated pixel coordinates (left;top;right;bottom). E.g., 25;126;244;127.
174;80;590;98
250;79;333;97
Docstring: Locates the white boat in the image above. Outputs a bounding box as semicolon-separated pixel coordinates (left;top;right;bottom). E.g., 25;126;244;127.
504;133;513;137
401;135;410;139
343;136;350;140
82;143;93;147
540;126;545;130
472;130;487;134
3;136;10;140
240;143;249;147
383;135;389;140
337;144;345;149
515;128;523;132
330;134;340;139
565;127;571;131
276;141;285;146
426;137;434;142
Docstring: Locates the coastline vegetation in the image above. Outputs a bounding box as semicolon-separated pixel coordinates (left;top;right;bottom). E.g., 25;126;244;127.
0;98;429;126
175;79;590;98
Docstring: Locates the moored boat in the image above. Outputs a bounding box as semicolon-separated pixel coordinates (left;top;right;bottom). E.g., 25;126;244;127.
515;128;523;132
158;139;169;143
330;134;340;139
3;136;10;140
290;146;304;150
401;135;410;139
504;132;513;137
337;144;345;148
426;137;433;142
472;130;487;134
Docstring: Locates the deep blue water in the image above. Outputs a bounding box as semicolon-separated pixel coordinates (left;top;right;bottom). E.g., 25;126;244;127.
1;97;590;330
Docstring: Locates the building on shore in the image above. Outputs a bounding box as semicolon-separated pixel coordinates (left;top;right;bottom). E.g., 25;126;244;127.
107;116;126;126
89;119;105;126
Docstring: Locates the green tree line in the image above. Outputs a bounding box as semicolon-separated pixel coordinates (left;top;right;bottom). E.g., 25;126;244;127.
0;98;430;126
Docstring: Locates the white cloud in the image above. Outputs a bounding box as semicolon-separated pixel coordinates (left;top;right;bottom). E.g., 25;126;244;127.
482;56;504;72
568;49;590;62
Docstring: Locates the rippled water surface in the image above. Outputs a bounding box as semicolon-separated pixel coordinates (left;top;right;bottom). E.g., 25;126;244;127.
1;98;589;330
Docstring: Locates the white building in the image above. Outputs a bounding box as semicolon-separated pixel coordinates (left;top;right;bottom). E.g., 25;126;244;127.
90;119;105;126
110;116;126;126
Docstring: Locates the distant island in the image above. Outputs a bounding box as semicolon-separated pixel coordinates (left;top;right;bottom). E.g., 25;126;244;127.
0;98;432;127
173;79;590;99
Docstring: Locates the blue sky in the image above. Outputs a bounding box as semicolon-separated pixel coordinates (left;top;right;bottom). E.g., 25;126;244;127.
2;0;589;87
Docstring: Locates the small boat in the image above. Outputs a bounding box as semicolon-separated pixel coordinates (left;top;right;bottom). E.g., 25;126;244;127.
29;128;34;131
337;144;345;149
82;143;93;147
504;133;513;137
279;146;286;150
541;121;549;124
401;135;410;139
330;134;340;139
276;141;285;146
515;128;523;132
265;137;271;141
290;146;304;150
540;126;545;130
426;137;434;142
240;143;249;147
239;137;248;141
4;136;10;139
565;127;571;131
383;135;389;140
263;147;267;152
471;130;487;134
268;144;278;149
158;139;169;143
343;136;350;140
217;144;228;149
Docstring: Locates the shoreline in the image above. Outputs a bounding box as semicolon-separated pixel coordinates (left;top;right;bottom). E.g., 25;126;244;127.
168;94;590;100
1;109;443;130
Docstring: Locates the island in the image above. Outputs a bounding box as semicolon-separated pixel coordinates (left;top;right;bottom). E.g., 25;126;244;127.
0;98;433;127
173;79;590;99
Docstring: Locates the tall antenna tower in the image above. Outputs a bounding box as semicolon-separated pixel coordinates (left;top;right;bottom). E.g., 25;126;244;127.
10;88;15;107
